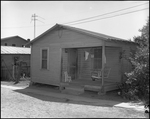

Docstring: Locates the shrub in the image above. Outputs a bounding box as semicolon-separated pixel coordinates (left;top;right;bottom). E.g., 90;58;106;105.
118;17;149;102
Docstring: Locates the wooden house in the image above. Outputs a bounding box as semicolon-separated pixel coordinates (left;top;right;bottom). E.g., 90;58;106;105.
1;46;31;80
26;24;137;94
1;35;30;47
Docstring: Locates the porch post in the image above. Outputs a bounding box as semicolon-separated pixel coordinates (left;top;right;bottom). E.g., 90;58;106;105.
98;41;106;94
102;41;105;86
59;48;63;91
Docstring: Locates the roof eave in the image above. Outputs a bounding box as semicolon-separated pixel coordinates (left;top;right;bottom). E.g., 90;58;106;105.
107;38;137;45
25;23;59;46
25;23;136;45
58;24;135;44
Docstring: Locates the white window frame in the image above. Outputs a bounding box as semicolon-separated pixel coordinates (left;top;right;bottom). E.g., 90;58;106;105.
40;47;49;70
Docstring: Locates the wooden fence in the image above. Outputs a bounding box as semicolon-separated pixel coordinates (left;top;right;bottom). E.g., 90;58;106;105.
1;65;30;81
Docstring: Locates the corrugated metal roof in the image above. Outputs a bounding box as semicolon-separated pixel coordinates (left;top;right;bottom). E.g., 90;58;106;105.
1;46;31;54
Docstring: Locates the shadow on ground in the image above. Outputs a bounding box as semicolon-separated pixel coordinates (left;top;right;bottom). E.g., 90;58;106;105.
13;82;129;107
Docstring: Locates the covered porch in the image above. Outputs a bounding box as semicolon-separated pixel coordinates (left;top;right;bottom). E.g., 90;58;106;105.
61;43;122;93
61;79;118;92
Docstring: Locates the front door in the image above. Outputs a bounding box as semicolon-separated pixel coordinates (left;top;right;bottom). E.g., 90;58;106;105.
68;48;77;80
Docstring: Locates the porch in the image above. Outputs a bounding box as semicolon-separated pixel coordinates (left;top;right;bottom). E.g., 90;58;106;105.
61;45;121;93
60;79;118;93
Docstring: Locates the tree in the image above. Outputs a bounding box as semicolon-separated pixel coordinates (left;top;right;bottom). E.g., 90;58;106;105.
134;17;149;47
119;17;149;101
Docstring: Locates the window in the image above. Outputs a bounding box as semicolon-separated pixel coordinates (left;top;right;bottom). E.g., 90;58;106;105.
12;44;16;46
41;48;49;69
93;48;102;70
5;43;7;46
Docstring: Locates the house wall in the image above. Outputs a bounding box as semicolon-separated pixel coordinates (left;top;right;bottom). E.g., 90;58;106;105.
31;28;136;85
106;41;137;82
31;28;104;85
1;37;29;47
1;54;30;80
120;45;137;82
105;47;121;82
78;48;92;80
62;48;68;82
31;44;62;86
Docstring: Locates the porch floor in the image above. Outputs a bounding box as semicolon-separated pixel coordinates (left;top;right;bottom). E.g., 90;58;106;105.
61;79;119;92
69;79;117;87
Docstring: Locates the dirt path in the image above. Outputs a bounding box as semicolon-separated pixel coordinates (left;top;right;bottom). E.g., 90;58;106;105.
1;87;148;118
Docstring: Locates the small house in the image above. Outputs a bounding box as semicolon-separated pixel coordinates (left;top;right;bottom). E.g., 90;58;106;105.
1;46;31;80
26;24;137;94
1;35;30;47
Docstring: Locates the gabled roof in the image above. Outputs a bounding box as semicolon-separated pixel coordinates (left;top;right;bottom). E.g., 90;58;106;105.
1;35;27;42
26;24;135;46
1;46;31;54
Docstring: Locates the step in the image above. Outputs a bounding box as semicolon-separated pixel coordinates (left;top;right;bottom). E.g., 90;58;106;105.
61;85;84;95
84;85;102;92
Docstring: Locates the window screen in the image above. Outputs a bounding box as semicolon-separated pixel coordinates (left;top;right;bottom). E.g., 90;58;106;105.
93;48;102;69
41;49;48;69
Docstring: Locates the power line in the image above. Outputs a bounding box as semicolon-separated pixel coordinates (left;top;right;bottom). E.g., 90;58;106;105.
63;2;149;25
65;8;149;26
36;15;45;20
1;3;149;30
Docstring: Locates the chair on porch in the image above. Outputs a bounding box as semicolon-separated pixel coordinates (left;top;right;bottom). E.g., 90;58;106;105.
91;67;111;81
64;71;72;82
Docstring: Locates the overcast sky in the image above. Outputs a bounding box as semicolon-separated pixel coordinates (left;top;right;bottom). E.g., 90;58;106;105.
1;1;149;41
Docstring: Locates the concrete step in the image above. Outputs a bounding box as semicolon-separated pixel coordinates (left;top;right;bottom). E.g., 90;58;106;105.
61;85;84;95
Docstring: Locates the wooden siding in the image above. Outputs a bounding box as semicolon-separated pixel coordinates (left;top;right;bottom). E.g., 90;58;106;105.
120;45;136;82
31;28;136;86
31;29;104;85
31;44;61;86
78;48;92;80
105;47;121;82
33;29;104;48
62;48;68;81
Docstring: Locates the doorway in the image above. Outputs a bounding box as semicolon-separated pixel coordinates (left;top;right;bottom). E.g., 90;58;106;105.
68;48;78;80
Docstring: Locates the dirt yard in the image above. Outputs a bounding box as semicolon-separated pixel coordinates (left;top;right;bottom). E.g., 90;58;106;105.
1;80;149;118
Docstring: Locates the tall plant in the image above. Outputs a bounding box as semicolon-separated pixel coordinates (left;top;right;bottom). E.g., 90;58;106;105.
120;17;149;101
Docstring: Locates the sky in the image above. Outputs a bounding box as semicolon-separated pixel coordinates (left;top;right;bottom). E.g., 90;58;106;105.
1;1;149;41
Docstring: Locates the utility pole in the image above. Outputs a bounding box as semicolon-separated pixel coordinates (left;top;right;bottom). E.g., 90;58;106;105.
31;13;44;39
31;14;38;39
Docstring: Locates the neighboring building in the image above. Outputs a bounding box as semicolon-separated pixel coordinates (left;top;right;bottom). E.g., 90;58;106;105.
26;24;137;94
1;36;30;47
1;46;31;80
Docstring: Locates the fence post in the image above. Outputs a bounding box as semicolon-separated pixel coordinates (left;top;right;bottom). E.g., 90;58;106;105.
12;65;14;79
